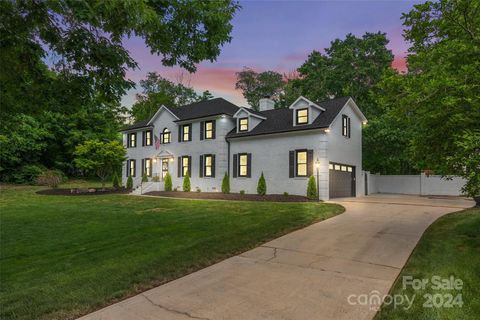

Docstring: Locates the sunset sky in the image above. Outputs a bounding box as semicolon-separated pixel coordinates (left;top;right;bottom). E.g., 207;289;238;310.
122;0;422;107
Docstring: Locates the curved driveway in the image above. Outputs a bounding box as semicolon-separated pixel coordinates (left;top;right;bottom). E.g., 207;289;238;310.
79;195;473;320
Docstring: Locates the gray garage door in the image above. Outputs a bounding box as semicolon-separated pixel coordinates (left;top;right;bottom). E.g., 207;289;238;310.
329;163;355;198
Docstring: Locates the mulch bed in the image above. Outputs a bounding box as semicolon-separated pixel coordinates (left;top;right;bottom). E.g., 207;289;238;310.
36;187;131;196
145;191;313;202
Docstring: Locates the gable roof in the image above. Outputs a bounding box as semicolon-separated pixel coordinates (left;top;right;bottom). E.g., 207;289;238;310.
121;98;239;131
226;96;351;139
233;107;267;120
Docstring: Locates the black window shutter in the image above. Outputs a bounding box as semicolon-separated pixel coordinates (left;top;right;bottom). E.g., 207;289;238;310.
189;124;192;141
177;157;181;177
233;154;238;178
126;160;129;177
142;132;145;146
289;151;295;178
133;160;136;177
141;159;145;175
348;117;351;138
178;126;182;142
307;150;314;176
212;120;216;139
199;155;204;177
200;122;204;141
211;154;216;177
188;156;192;176
247;153;252;177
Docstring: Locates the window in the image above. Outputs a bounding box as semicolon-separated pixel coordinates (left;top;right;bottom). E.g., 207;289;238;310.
330;162;354;173
296;150;308;177
239;117;248;132
129;159;136;177
144;158;152;177
204;121;214;139
182;156;189;176
296;108;308;125
161;128;171;144
204;155;213;177
182;124;191;142
342;115;351;138
239;154;248;177
128;133;136;148
144;130;152;146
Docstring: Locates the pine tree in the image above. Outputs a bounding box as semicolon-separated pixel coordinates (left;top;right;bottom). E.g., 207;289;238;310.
221;173;230;194
182;173;191;192
112;172;120;189
307;175;317;200
257;172;267;195
164;172;173;191
126;176;133;189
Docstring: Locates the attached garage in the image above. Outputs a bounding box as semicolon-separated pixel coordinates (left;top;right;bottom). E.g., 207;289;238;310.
329;162;356;198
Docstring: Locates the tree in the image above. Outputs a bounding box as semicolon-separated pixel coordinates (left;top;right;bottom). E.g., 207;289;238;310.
112;172;120;189
199;90;215;101
447;130;480;206
131;73;202;121
222;173;230;194
74;140;126;189
164;172;173;192
289;32;394;118
235;68;286;110
257;172;267;195
379;0;480;176
182;173;191;192
307;176;317;200
126;176;133;189
142;172;148;183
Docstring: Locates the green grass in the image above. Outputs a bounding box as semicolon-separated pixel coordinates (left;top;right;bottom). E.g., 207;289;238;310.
0;183;344;320
376;208;480;320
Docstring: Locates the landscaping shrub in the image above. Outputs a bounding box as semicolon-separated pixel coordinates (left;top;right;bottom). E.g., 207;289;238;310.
283;192;289;197
196;187;201;192
8;164;45;183
221;173;230;194
164;172;172;191
307;175;317;200
182;173;191;192
126;176;133;189
35;170;64;188
240;190;245;195
112;172;120;188
257;172;267;195
142;172;148;183
152;176;160;182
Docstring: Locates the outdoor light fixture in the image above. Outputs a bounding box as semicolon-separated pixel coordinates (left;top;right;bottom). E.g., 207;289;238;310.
325;128;331;133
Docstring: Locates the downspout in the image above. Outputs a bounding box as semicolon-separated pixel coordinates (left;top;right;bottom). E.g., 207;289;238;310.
227;139;231;177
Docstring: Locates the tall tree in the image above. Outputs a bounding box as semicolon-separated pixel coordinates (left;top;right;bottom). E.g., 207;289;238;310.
130;72;209;121
235;68;286;110
289;32;394;118
384;0;480;174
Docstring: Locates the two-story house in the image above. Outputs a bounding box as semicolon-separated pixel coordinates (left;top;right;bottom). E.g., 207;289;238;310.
121;95;367;200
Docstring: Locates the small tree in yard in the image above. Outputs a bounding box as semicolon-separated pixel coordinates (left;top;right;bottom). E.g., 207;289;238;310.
164;172;172;191
448;130;480;207
126;176;133;189
74;139;126;189
183;172;191;192
142;172;148;183
36;170;64;188
112;172;120;189
257;172;266;195
307;175;317;200
222;173;230;194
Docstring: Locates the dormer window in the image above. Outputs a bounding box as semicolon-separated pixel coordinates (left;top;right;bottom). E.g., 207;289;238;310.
239;117;249;132
296;108;308;125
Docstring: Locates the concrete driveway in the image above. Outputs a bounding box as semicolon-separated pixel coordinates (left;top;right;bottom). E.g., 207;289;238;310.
79;195;474;320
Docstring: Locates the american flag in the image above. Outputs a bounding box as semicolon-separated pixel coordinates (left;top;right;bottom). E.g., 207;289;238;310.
154;134;160;150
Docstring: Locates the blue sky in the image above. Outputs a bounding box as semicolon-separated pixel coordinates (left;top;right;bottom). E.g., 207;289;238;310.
122;0;423;107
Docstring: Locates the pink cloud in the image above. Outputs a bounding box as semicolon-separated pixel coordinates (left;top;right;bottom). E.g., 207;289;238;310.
391;55;407;73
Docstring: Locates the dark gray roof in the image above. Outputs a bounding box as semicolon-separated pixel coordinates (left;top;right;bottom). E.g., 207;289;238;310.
120;119;152;131
171;98;239;121
226;96;350;139
121;98;239;131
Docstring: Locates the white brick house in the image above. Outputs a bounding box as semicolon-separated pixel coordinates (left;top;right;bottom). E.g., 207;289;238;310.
121;96;367;200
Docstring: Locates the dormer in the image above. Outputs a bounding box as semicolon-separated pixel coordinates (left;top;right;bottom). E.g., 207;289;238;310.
289;96;325;126
233;107;266;133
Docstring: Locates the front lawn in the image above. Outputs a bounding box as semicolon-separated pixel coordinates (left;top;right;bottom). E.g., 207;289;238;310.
0;184;344;320
376;208;480;320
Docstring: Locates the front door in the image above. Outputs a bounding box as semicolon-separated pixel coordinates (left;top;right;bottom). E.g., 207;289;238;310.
161;159;169;179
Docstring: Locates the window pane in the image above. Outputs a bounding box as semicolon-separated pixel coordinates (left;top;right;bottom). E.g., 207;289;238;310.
239;166;247;176
347;167;353;172
205;156;211;166
329;164;333;170
239;118;248;131
298;164;307;176
239;155;247;165
297;109;308;124
335;164;341;170
205;167;211;176
297;151;307;164
341;166;347;171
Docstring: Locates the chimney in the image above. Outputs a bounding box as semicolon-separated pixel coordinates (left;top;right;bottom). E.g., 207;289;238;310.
258;96;275;111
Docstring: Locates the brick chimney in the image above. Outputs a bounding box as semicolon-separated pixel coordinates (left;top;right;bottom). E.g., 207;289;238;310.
258;96;275;111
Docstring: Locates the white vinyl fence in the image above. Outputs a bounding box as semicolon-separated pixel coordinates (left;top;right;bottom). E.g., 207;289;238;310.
365;172;465;196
